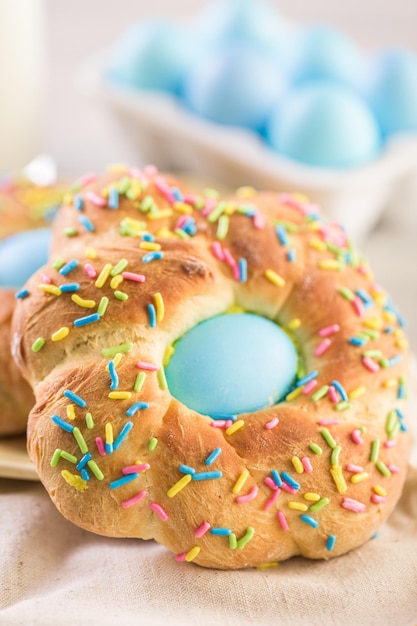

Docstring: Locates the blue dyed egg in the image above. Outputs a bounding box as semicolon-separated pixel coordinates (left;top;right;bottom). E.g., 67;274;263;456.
267;83;381;168
367;49;417;137
0;228;51;288
107;19;191;94
165;313;297;416
183;45;284;130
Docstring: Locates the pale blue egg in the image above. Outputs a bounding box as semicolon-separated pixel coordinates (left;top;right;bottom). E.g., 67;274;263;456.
107;19;192;94
0;228;51;288
183;45;285;130
367;49;417;137
165;313;298;416
267;83;381;168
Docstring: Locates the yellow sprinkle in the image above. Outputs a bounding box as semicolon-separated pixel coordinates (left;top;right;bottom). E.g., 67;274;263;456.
285;386;303;402
155;227;176;239
330;465;347;494
292;191;309;203
61;470;88;492
363;316;383;331
148;208;172;220
71;294;96;308
154;292;165;322
110;275;124;290
226;419;245;436
39;284;62;296
310;238;327;252
108;391;132;400
167;474;192;497
63;193;73;205
224;203;236;216
163;345;175;367
319;259;342;270
173;201;193;214
292;456;304;473
383;310;397;324
66;405;76;421
95;263;113;288
185;546;201;562
348;385;366;400
236;185;256;199
256;562;279;570
373;485;387;496
264;268;286;287
383;379;397;388
288;318;301;330
232;469;250;495
107;162;128;174
105;423;113;444
288;501;308;511
396;338;408;350
86;247;97;259
51;327;70;341
307;221;321;232
304;492;321;502
350;472;369;483
139;241;162;251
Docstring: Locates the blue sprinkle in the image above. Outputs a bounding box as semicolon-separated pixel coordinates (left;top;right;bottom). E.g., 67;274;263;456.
78;214;95;232
171;187;183;202
276;224;289;246
51;414;74;433
349;337;367;346
183;218;197;236
74;313;100;327
271;469;282;487
74;195;83;211
109;473;139;489
126;401;149;417
76;452;92;471
397;384;406;400
327;535;336;551
371;532;378;540
238;258;247;282
60;283;80;293
113;421;134;450
210;413;237;422
355;289;374;308
331;380;348;402
300;514;319;528
384;326;394;334
192;471;222;481
205;447;222;466
142;251;163;263
210;528;232;536
296;370;319;388
287;248;296;262
179;465;196;475
108;187;119;210
63;390;87;408
281;471;300;490
15;288;29;299
59;259;79;276
142;233;155;242
80;468;90;481
105;442;113;455
108;360;119;390
388;355;403;367
147;303;156;328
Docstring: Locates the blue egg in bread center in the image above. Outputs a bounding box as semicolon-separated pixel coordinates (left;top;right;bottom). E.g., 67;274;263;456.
0;227;51;288
165;312;298;416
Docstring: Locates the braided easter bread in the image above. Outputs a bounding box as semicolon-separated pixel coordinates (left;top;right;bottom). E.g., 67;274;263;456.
12;166;410;569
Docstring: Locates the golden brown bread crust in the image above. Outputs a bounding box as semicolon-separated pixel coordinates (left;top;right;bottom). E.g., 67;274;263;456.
12;167;410;568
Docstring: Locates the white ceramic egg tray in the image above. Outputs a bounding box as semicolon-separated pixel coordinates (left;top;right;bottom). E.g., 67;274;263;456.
78;53;417;243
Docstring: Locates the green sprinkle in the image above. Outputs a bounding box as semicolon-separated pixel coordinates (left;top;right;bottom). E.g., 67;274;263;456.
309;443;322;455
87;460;104;480
370;439;380;463
207;201;226;223
386;410;398;436
363;349;383;358
148;437;158;451
379;357;390;369
331;445;342;465
193;197;205;211
52;258;65;271
273;219;299;233
312;385;329;402
63;226;78;237
216;214;229;240
389;422;401;439
203;187;220;199
85;412;94;429
97;296;109;316
376;460;391;477
237;527;255;550
321;428;337;449
229;533;237;550
73;427;88;454
60;450;77;464
114;290;128;301
139;196;155;212
126;184;141;201
110;259;128;276
362;329;380;340
32;337;45;352
118;176;131;194
174;228;190;240
134;372;146;393
309;497;330;512
157;367;168;390
101;342;133;358
51;449;62;467
327;242;343;255
338;286;355;301
334;401;351;411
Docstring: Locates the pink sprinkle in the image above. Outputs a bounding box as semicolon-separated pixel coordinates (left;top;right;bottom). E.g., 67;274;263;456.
149;502;168;521
253;212;265;229
318;419;340;426
341;497;366;513
301;456;313;473
210;420;233;429
280;482;297;495
122;463;150;475
371;494;387;504
264;476;278;491
318;323;340;337
129;166;147;182
144;164;158;176
277;193;312;216
154;175;175;204
314;338;332;357
263;488;281;511
84;263;97;279
175;551;187;562
351;429;364;445
121;489;147;509
182;193;198;205
362;356;380;373
277;510;289;530
265;416;279;430
95;437;106;456
136;361;158;371
201;197;216;217
41;273;52;284
302;379;318;395
85;190;106;207
211;240;225;261
352;296;365;318
328;386;339;403
384;439;397;448
78;172;96;187
122;271;146;283
387;463;400;474
194;522;211;538
346;463;364;473
175;215;188;230
236;485;259;504
223;247;237;268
